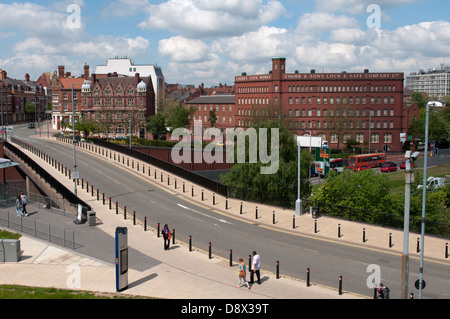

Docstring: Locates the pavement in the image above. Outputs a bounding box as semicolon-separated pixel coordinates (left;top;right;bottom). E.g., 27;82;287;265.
1;135;449;300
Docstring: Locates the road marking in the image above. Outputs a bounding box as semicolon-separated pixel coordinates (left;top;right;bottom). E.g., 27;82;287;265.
178;204;233;225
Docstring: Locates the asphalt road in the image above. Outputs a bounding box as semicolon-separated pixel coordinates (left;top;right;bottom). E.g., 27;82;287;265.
10;124;450;299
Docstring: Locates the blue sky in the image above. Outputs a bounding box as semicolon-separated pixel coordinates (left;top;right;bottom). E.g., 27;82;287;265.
0;0;449;86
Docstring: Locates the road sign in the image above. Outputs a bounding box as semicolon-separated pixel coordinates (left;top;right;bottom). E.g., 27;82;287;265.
315;147;330;175
415;279;426;290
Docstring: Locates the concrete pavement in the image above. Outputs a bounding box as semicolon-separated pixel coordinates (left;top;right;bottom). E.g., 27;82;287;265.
1;135;449;300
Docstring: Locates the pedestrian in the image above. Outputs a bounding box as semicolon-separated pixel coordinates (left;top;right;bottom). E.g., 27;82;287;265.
161;224;172;250
15;195;23;218
236;258;251;289
21;192;29;217
250;251;261;285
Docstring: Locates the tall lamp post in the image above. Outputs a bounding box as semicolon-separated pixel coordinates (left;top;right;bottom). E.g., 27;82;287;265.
295;135;302;216
72;84;77;196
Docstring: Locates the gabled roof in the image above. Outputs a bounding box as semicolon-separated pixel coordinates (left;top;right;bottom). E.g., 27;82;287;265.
186;95;235;104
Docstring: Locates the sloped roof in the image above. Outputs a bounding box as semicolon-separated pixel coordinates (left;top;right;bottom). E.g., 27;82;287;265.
186;95;235;104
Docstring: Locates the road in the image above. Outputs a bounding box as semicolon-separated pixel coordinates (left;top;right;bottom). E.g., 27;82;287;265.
11;124;450;299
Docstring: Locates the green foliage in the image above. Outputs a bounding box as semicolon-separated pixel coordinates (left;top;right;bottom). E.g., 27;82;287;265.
147;113;167;138
24;101;35;114
409;108;450;143
410;92;428;108
166;105;195;133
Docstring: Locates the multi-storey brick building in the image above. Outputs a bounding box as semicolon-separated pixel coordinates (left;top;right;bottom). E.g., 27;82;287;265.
235;57;405;152
81;71;155;139
185;95;235;132
0;69;46;125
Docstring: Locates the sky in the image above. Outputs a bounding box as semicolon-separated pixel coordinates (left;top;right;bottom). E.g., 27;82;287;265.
0;0;449;87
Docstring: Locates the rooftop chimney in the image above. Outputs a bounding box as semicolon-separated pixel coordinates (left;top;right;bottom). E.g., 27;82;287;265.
84;64;89;80
0;69;7;80
58;65;65;78
25;74;30;82
135;73;140;86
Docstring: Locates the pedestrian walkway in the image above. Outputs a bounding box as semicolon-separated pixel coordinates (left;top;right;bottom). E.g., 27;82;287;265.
1;135;449;300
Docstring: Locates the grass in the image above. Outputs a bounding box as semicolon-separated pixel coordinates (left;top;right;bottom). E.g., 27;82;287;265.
0;285;151;299
0;230;22;240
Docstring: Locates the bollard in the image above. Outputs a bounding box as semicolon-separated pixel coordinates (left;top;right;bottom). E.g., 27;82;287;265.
248;255;252;271
124;206;127;220
82;178;84;189
240;202;243;215
183;182;185;193
273;211;276;224
175;178;177;189
255;206;258;219
209;242;212;259
86;181;89;193
102;193;105;205
417;238;420;253
373;287;377;299
109;197;112;210
213;193;215;205
157;223;160;238
314;219;318;233
133;211;136;225
338;224;341;238
293;215;295;229
144;217;147;231
229;249;233;267
389;233;392;248
226;197;228;210
172;229;176;244
202;190;204;201
276;261;280;279
161;172;163;182
410;293;414;299
116;202;118;215
192;186;194;197
306;268;311;287
189;236;192;252
154;169;157;179
167;175;170;186
338;276;343;295
363;228;366;243
446;243;448;258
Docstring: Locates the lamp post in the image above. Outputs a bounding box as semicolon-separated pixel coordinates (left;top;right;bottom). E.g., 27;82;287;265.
302;129;313;183
295;135;302;216
72;84;77;196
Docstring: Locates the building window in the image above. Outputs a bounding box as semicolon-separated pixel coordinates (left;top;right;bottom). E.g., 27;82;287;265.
330;134;338;143
356;133;364;143
371;133;379;144
384;133;392;143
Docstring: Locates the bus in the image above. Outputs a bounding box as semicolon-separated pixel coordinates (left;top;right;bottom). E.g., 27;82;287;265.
347;153;387;169
330;158;345;173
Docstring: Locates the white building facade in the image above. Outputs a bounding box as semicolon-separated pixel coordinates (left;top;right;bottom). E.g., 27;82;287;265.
405;68;450;100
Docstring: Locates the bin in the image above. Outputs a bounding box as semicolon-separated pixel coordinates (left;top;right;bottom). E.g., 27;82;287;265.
87;211;96;226
2;239;21;262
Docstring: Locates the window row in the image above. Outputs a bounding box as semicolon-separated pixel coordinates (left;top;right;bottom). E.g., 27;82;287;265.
238;84;397;94
195;104;234;113
238;108;395;117
86;98;146;107
193;115;233;125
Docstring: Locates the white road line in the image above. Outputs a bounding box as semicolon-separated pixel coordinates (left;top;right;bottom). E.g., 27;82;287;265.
177;204;233;225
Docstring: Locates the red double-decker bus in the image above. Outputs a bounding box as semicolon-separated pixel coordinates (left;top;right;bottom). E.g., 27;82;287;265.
348;153;387;169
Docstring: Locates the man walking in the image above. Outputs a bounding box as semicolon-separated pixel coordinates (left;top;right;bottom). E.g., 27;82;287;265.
250;251;261;285
21;192;29;217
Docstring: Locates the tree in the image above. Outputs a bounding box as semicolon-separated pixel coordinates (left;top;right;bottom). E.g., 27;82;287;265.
147;113;167;139
411;92;428;109
408;108;450;144
166;105;196;133
72;114;103;138
209;109;217;128
220;120;313;205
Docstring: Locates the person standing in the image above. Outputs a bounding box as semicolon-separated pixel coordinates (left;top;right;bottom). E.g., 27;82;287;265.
21;192;29;217
161;224;172;250
237;258;251;289
250;251;261;285
15;195;23;218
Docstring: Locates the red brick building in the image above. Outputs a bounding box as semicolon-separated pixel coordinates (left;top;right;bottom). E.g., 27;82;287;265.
235;57;405;152
185;95;235;132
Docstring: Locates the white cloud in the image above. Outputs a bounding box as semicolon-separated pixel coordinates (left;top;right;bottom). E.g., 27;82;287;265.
101;0;150;17
139;0;286;38
158;36;210;62
296;12;359;34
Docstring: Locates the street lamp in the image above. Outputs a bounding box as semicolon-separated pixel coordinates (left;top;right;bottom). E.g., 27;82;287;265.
302;129;312;182
295;135;302;216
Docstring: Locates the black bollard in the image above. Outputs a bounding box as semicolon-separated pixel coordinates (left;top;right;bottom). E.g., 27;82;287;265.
389;233;392;248
202;190;204;201
192;186;194;197
229;249;233;267
144;217;147;231
124;206;127;220
213;193;215;205
338;276;343;295
363;228;366;243
338;224;341;238
255;206;258;219
307;268;311;287
273;211;276;224
240;202;243;215
276;261;280;279
172;229;175;244
314;219;318;233
189;236;192;252
209;242;212;259
133;211;136;225
446;243;448;258
157;223;160;238
226;197;228;210
293;215;295;229
116;202;118;215
417;238;420;253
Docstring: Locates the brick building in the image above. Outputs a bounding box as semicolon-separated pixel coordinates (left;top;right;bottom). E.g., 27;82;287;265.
81;71;155;139
235;57;406;152
185;95;235;132
0;69;46;125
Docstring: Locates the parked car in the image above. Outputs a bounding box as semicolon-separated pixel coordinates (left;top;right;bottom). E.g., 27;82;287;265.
353;165;370;172
381;163;398;173
27;122;35;129
400;161;415;169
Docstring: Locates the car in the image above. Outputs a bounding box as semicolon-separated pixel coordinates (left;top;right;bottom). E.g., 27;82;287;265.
381;163;398;173
400;161;415;169
27;122;35;129
353;165;370;172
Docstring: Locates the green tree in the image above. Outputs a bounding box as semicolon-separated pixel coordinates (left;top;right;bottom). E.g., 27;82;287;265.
411;92;428;108
409;108;450;143
71;115;102;138
220;120;313;205
166;105;196;133
147;113;167;139
209;109;217;128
